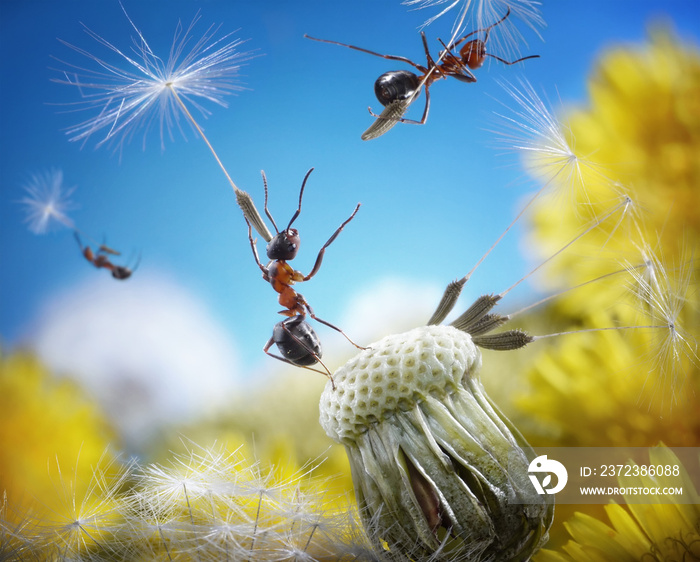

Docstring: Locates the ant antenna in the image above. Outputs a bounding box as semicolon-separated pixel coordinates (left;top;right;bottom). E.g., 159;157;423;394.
287;168;315;231
486;52;541;66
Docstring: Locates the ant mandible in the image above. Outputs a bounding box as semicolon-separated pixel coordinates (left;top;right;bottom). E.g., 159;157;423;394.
246;168;362;388
305;8;539;140
74;232;136;280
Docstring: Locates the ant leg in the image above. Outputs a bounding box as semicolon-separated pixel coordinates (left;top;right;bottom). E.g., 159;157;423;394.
418;84;431;124
305;303;366;350
73;230;85;251
368;85;431;125
245;219;270;279
73;231;96;264
304;35;430;74
303;204;361;281
263;334;336;389
420;31;437;69
286;168;314;230
98;244;121;256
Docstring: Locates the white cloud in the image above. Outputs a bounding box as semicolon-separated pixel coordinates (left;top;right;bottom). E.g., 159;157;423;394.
338;277;445;346
28;272;240;449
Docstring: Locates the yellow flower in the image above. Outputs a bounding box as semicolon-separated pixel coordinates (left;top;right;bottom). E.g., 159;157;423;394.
0;350;120;549
515;29;700;441
530;29;700;273
483;28;700;552
3;439;372;560
164;370;356;510
536;447;700;561
0;355;367;559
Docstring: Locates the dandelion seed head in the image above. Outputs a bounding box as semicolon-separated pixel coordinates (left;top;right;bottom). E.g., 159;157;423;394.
133;445;252;517
321;324;552;560
626;245;699;408
30;453;130;558
20;169;76;235
52;4;255;152
321;325;480;442
492;79;603;206
403;0;544;59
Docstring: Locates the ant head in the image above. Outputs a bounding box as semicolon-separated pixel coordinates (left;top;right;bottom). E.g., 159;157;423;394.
266;228;300;260
374;70;422;106
461;40;487;69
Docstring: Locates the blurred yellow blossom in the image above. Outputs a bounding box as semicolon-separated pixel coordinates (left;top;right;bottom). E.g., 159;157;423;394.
0;355;369;559
536;448;700;562
516;29;700;443
499;27;700;558
0;351;119;527
530;28;700;272
164;370;355;507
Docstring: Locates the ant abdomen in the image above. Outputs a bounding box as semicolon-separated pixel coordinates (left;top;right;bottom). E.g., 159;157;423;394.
111;266;133;280
273;317;323;367
374;70;421;106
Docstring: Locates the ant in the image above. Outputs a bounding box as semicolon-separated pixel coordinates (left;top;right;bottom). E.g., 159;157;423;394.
74;232;136;280
305;8;539;139
246;168;362;388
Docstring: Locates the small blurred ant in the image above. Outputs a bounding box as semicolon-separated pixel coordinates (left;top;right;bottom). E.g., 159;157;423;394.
74;232;137;280
305;8;538;139
246;168;362;388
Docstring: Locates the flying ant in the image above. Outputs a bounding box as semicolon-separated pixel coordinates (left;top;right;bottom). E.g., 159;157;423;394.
74;232;137;280
245;168;362;388
305;8;538;140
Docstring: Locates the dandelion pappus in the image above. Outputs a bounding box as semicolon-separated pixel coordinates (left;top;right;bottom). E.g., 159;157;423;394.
245;168;363;388
305;8;538;140
74;232;137;280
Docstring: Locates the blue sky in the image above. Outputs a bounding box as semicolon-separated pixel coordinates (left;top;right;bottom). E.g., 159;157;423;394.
1;0;699;435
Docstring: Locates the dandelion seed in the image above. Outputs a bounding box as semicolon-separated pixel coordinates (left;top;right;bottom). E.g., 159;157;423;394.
20;169;76;234
31;452;129;559
492;79;604;204
133;444;250;518
53;3;272;241
52;4;251;152
626;245;699;408
590;184;650;252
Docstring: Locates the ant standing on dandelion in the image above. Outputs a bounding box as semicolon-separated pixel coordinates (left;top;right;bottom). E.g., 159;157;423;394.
245;168;363;388
305;8;539;139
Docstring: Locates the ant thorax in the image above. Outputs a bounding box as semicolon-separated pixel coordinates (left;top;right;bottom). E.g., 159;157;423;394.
267;260;299;290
